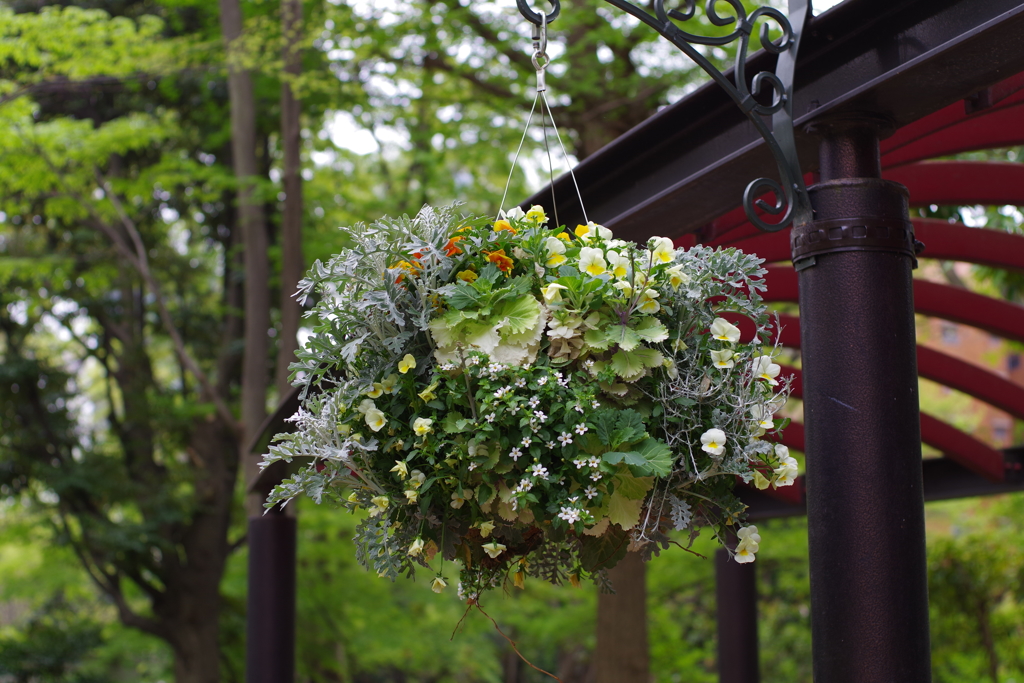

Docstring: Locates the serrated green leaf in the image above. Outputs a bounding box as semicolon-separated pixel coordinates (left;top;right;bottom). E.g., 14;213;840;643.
632;317;669;343
606;492;643;529
609;324;642;351
584;327;613;350
612;409;647;446
610;349;645;380
442;411;468;433
493;295;540;336
614;470;654;499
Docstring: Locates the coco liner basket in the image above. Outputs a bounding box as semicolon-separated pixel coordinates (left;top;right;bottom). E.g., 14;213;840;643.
262;203;794;598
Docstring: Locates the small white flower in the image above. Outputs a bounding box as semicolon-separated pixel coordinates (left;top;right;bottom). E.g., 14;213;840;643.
485;412;496;423
589;471;603;481
574;404;585;413
533;411;547;422
530;463;549;479
558;506;582;524
537;376;548;386
546;441;556;449
575;423;589;435
701;428;727;455
591;400;601;409
528;396;541;408
588;457;601;468
584;486;598;499
468;462;478;471
515;378;527;388
558;432;574;446
521;436;532;447
573;459;586;469
510;447;523;461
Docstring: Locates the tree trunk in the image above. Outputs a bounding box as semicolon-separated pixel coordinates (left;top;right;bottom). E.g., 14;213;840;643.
219;0;270;512
275;0;304;399
592;552;649;683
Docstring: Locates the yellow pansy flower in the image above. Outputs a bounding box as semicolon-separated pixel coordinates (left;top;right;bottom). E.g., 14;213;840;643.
398;354;417;374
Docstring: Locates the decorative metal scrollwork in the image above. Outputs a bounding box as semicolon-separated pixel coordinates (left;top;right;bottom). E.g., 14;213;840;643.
520;0;812;233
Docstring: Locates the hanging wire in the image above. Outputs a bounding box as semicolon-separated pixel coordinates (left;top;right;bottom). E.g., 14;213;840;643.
496;9;590;227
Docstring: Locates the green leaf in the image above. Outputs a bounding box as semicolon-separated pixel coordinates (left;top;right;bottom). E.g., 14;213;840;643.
442;411;468;433
493;295;540;336
630;438;673;477
614;470;654;500
606;492;643;529
578;524;630;572
612;409;647;447
584;327;614;350
608;324;641;351
610;348;664;381
632;317;669;343
445;282;486;310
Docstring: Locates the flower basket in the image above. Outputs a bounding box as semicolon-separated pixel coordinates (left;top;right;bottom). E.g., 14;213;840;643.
263;203;793;597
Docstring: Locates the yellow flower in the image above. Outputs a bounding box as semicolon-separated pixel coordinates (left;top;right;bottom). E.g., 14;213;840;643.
606;251;630;278
556;232;571;241
398;354;417;374
366;383;384;398
364;408;386;432
751;355;781;385
710;318;741;344
390;460;408;479
371;496;389;511
408;538;425;556
413;417;433;436
637;289;660;314
568;573;581;588
405;489;419;504
526;205;547;224
431;576;448;593
357;398;376;414
338;422;352;436
544;236;567;268
494;219;516;234
409;469;426;487
513;571;525;589
541;282;568;303
574;223;593;241
380;374;399;394
578;247;606;276
457;269;478;283
711;348;736;369
482;542;507;559
666;265;689;289
418;380;439;403
477;520;495;538
753;469;771;490
649;236;675;264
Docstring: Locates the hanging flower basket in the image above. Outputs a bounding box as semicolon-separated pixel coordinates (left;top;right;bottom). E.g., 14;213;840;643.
263;203;793;597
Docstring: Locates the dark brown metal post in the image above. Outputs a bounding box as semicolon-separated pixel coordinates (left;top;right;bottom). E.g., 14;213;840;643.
246;508;296;683
792;115;931;683
715;547;760;683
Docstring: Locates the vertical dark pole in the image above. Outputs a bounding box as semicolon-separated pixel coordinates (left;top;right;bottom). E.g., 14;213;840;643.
715;547;760;683
792;115;931;683
246;508;296;683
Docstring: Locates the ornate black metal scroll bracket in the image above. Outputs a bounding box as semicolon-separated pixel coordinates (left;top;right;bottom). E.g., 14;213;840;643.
524;0;812;233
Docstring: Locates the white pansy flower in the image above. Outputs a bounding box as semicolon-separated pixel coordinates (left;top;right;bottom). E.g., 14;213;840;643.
613;280;633;298
578;247;607;276
606;250;630;278
709;318;741;343
502;206;526;221
751;355;781;385
666;264;690;289
408;538;425;556
637;288;660;314
413;417;433;436
700;428;727;455
710;348;736;369
364;408;386;432
357;398;376;414
649;236;674;264
750;404;775;429
431;576;448;593
545;236;567;267
541;282;568;302
734;525;761;563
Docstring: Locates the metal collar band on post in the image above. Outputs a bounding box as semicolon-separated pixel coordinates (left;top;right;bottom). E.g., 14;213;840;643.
791;216;923;267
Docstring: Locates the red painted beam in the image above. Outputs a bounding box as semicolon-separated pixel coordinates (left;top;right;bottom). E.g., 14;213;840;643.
762;266;1024;344
777;364;1005;482
770;313;1024;423
885;161;1024;207
713;219;1024;270
881;72;1024;168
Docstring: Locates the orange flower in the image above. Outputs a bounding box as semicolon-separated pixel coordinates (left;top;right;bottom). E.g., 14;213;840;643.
392;259;421;284
493;220;517;235
443;236;464;257
484;249;514;274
